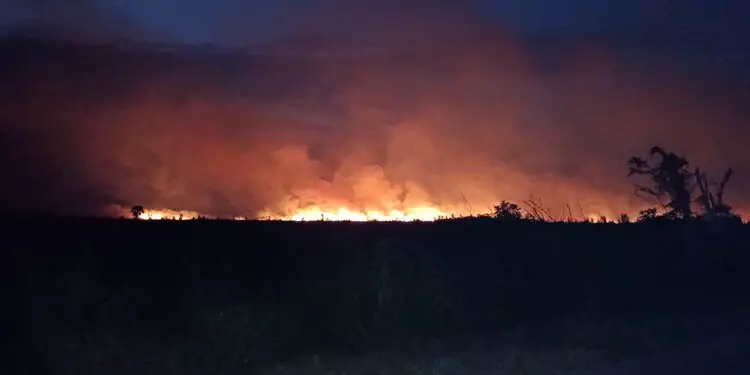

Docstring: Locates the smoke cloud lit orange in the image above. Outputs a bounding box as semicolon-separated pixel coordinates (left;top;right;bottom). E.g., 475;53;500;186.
1;13;749;220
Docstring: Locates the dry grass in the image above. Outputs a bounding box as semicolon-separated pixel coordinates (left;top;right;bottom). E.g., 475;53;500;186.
253;306;750;375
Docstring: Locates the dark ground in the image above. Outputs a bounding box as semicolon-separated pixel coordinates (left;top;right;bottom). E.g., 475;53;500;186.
3;217;749;374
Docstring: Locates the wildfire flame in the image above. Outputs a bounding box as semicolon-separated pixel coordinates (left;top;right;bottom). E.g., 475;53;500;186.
105;204;456;221
136;209;203;220
107;203;748;223
105;205;204;220
267;205;451;221
135;210;251;220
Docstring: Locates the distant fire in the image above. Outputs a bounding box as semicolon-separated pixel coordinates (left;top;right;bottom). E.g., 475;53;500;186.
134;210;251;221
103;201;637;222
263;205;451;221
135;209;202;220
105;202;747;223
105;204;458;221
105;205;204;220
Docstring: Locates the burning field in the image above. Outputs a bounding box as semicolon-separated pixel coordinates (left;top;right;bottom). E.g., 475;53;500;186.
107;204;449;222
1;29;749;221
5;3;750;375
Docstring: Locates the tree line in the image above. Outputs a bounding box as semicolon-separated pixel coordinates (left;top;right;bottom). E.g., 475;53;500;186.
492;146;742;223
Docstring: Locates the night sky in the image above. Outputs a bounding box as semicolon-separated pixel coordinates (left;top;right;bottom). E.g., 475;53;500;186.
2;0;748;45
1;0;749;218
2;0;748;73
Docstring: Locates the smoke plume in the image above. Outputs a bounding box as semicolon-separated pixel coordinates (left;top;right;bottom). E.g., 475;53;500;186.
1;1;748;219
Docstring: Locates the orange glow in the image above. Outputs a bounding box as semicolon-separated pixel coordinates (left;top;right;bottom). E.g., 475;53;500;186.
8;25;749;220
104;205;204;220
136;209;200;220
136;209;202;220
106;204;457;221
262;205;451;221
104;203;747;223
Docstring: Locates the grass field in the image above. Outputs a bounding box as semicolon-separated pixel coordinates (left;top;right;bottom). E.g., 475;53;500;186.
4;217;749;374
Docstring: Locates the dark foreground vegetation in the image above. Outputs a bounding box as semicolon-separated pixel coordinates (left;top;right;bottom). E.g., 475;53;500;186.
4;216;750;374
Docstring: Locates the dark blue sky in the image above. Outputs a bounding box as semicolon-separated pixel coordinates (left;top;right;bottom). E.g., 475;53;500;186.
2;0;747;46
112;0;637;43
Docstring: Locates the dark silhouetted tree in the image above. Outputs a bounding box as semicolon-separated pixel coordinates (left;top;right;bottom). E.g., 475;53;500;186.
131;205;144;219
628;146;739;222
628;146;694;219
637;208;658;222
492;200;522;221
695;167;738;220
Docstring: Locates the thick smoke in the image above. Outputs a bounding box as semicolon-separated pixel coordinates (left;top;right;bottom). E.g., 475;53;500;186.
1;1;748;218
